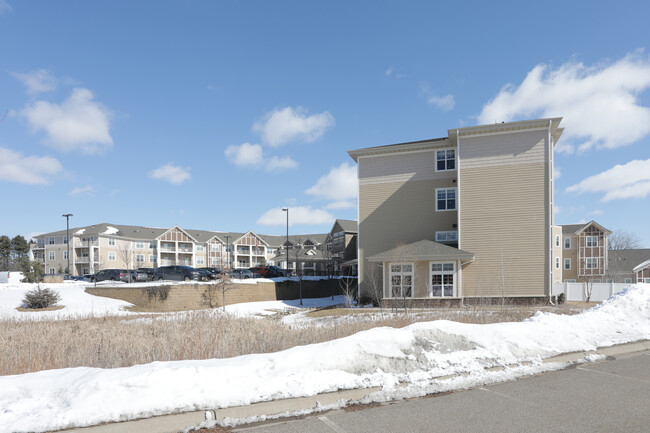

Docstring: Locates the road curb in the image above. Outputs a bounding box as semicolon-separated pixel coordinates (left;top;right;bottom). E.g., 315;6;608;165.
59;339;650;433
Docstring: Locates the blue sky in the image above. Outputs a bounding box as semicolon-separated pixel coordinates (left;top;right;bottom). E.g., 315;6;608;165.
1;1;649;246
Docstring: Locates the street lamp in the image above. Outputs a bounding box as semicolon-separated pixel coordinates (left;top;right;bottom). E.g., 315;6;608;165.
225;235;231;270
282;208;289;275
62;214;73;276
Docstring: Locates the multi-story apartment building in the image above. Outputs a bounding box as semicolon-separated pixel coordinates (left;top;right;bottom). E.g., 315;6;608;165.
324;219;358;273
349;118;564;302
30;223;328;276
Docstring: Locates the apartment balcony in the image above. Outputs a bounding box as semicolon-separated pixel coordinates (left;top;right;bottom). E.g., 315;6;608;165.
73;239;98;248
236;247;250;255
160;245;176;253
75;257;99;264
178;247;194;253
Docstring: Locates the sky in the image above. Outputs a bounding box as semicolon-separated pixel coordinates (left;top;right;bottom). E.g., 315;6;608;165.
1;1;649;245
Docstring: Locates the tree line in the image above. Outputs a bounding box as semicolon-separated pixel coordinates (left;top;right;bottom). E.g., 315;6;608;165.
0;235;43;282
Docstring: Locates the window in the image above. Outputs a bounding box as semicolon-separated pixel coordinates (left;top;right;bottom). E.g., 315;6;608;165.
49;251;55;260
196;245;204;252
555;235;560;247
564;237;571;249
435;231;458;242
389;263;413;298
624;278;632;284
49;268;55;275
565;279;576;283
436;149;455;171
63;251;68;260
645;278;650;283
136;241;144;249
63;236;68;245
136;254;144;264
267;248;275;255
48;237;55;245
211;258;218;265
564;258;571;270
211;244;220;252
108;252;116;261
435;188;457;211
430;262;455;297
196;257;205;265
586;257;598;269
109;237;115;246
149;255;156;263
555;257;560;269
149;241;156;249
586;236;598;247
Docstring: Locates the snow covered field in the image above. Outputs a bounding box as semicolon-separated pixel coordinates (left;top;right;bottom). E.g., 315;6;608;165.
1;285;648;433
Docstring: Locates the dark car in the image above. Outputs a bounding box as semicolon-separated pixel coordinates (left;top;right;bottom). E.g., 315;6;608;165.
228;269;255;279
138;268;157;281
91;269;129;282
153;265;202;282
199;267;222;278
249;266;286;278
196;269;214;281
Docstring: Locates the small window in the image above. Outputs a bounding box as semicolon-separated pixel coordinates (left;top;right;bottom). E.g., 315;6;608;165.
564;258;571;270
211;244;220;252
645;278;650;283
149;241;156;249
49;251;55;260
436;188;457;211
109;237;115;246
586;257;598;269
430;262;455;297
267;248;275;255
149;255;156;263
624;278;632;284
63;251;68;260
555;235;560;247
63;236;68;245
108;252;116;261
196;257;205;265
586;236;598;247
435;231;458;242
196;245;204;252
48;237;55;245
49;268;55;274
555;257;560;269
136;254;144;264
564;237;571;249
436;149;455;171
136;241;144;249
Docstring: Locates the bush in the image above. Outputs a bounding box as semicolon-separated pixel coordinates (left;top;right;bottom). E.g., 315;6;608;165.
22;287;62;309
557;293;566;304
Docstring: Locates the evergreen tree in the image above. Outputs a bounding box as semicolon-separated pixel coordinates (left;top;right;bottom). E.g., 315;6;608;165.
11;235;30;261
0;235;11;271
18;260;44;283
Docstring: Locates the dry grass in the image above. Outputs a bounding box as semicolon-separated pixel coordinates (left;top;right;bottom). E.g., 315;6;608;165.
0;304;588;377
15;305;65;312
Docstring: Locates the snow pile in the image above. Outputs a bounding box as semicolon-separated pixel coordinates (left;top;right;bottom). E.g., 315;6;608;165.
0;282;133;321
102;226;119;235
1;285;649;433
225;295;345;317
75;228;86;235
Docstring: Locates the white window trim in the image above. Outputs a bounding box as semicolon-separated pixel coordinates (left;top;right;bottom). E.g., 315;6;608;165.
49;251;55;260
435;231;458;242
135;241;144;249
564;237;571;249
429;261;456;298
108;252;116;261
565;279;576;283
555;257;560;269
586;236;599;247
149;255;156;263
435;187;457;212
109;237;116;246
555;235;560;247
435;148;456;172
585;257;598;269
564;258;571;270
388;262;414;298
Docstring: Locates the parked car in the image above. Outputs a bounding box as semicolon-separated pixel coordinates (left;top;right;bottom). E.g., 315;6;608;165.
196;269;214;281
249;266;287;278
199;267;222;278
91;269;129;282
228;269;256;279
129;270;149;282
153;265;202;282
138;268;157;281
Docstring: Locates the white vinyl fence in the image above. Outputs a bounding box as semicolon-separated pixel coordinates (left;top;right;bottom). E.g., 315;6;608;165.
552;282;634;302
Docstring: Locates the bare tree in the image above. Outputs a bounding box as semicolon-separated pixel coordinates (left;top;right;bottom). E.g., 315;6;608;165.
338;267;357;307
364;262;384;315
117;242;134;282
608;231;641;250
290;240;305;306
202;272;234;311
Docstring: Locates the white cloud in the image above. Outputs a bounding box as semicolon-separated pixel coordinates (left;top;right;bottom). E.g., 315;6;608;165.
20;88;114;154
0;1;11;14
225;143;263;167
478;52;650;153
69;185;95;196
148;163;191;185
385;67;393;77
267;156;298;171
306;162;358;201
257;206;334;226
591;209;604;216
225;143;297;172
0;147;62;185
325;200;356;210
252;106;335;147
566;159;650;202
420;83;455;111
12;69;57;94
554;166;561;180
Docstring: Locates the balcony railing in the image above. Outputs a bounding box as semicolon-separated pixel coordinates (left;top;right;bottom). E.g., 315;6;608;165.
73;239;99;248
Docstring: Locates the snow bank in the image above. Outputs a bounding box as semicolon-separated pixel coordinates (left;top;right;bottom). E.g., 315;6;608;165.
1;285;649;433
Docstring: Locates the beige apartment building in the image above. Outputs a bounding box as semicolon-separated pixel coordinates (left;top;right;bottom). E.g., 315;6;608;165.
349;118;565;303
30;223;328;276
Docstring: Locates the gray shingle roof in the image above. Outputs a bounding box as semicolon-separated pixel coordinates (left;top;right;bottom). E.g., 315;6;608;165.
335;219;358;234
608;249;650;275
367;240;474;262
561;224;586;234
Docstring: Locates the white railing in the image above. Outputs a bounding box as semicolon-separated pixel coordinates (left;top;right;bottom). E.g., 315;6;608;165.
553;282;637;302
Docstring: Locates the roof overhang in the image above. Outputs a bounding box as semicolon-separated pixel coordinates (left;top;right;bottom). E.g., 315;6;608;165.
348;137;449;163
575;220;613;236
633;259;650;273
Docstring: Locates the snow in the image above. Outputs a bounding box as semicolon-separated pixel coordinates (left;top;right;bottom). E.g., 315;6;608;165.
1;285;649;433
102;226;119;235
224;296;345;317
0;281;134;320
74;228;86;235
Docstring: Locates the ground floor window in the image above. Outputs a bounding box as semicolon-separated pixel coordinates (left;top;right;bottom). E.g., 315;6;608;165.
430;262;455;297
624;278;632;284
389;263;413;298
196;256;205;265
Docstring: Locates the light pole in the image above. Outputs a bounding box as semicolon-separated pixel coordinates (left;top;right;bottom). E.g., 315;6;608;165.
225;235;231;270
282;208;289;275
62;214;73;276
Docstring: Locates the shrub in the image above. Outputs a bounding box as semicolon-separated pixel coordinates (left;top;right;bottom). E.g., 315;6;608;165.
22;287;62;309
557;293;566;304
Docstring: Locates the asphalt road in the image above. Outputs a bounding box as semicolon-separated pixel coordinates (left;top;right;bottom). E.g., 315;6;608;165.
235;350;650;433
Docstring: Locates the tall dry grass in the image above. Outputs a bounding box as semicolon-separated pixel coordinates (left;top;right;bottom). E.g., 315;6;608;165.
0;305;585;376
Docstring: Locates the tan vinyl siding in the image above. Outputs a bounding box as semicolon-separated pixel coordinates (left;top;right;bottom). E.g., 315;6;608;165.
359;178;457;290
563;235;578;281
359;148;455;185
552;226;563;282
459;128;550;298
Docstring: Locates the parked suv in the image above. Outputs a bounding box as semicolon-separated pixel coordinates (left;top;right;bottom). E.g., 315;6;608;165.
153;266;202;282
91;269;129;282
249;266;286;278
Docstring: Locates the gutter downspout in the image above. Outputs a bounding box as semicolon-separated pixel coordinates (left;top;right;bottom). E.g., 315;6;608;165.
548;120;555;305
457;129;462;305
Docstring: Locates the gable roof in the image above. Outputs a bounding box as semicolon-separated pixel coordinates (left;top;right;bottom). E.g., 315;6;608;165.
156;225;198;243
334;219;358;234
561;221;612;236
609;249;650;274
368;240;474;262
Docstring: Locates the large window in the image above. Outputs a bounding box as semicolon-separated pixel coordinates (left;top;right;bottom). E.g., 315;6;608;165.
586;236;599;247
211;244;220;252
586;257;598;269
149;255;156;263
389;263;413;298
48;237;55;245
430;262;455;297
435;231;458;242
436;188;457;211
436;149;455;171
